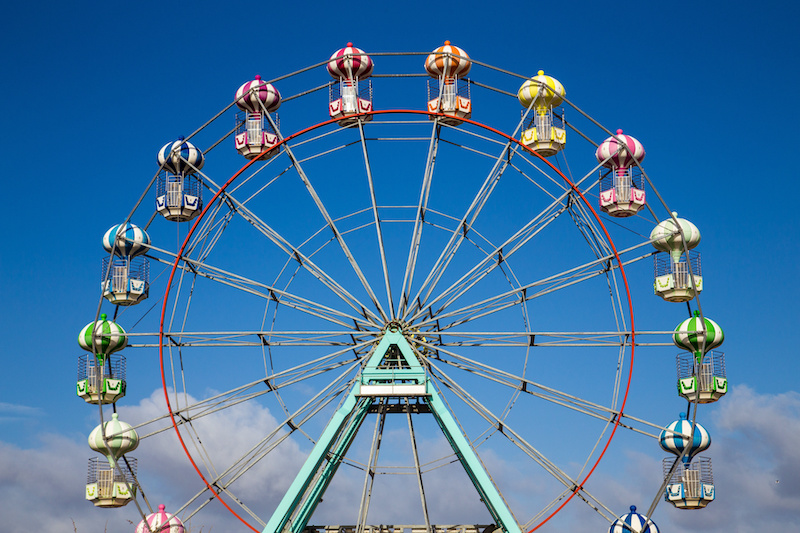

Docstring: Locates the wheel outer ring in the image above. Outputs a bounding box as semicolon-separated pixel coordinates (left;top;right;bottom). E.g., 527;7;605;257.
158;109;637;532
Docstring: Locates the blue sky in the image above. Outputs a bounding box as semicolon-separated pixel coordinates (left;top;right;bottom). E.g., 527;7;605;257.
1;1;799;532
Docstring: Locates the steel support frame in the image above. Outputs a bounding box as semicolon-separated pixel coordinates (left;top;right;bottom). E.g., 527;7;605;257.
262;331;521;533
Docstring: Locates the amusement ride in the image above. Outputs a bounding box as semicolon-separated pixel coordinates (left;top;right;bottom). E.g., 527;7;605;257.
77;42;728;533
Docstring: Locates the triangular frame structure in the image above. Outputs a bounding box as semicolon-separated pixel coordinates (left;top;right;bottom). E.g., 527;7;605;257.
263;328;521;533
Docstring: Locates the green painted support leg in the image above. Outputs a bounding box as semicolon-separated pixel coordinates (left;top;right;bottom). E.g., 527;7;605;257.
426;389;521;533
262;393;373;533
262;330;521;533
290;396;373;533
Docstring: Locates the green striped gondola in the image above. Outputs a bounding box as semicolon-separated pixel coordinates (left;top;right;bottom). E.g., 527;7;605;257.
78;313;127;363
673;310;723;360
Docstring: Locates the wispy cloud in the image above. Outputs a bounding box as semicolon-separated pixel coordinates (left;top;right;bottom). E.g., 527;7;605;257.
0;386;798;532
554;385;800;533
0;402;44;423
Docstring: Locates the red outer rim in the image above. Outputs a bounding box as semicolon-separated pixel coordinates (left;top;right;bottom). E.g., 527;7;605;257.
159;109;636;532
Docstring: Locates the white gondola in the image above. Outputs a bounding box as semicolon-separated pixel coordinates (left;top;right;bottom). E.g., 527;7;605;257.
663;457;715;509
653;249;703;302
651;214;703;302
330;78;373;126
234;111;280;159
76;353;126;404
101;255;149;305
85;456;137;507
156;138;204;221
677;350;727;403
156;172;202;221
427;76;471;124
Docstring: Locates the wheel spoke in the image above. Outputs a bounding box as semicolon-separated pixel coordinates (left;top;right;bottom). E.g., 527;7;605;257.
398;120;441;318
177;364;361;524
178;161;385;326
357;120;395;319
145;245;374;330
127;330;375;348
419;342;663;437
412;199;569;323
425;329;674;348
131;341;373;440
276;119;390;323
409;160;608;323
415;244;654;331
402;136;517;322
425;355;621;524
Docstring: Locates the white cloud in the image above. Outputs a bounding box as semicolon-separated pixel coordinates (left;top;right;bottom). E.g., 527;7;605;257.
689;385;800;530
0;434;140;533
121;388;309;531
1;386;798;533
0;389;308;533
0;402;44;423
552;385;800;533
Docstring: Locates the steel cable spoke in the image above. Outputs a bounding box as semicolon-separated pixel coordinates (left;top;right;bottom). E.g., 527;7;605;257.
358;120;395;319
423;355;619;524
412;160;607;323
144;242;373;330
178;369;361;523
398;120;441;318
415;244;654;331
271;113;390;324
187;163;384;325
419;341;662;437
401;137;515;322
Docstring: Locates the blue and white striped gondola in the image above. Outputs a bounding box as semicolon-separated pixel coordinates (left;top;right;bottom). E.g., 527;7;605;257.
609;506;659;533
663;455;715;509
157;137;205;175
658;413;711;459
659;414;716;508
101;223;150;306
102;222;150;257
156;137;204;221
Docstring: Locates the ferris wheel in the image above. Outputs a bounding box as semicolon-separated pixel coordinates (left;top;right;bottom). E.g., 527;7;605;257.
77;42;729;533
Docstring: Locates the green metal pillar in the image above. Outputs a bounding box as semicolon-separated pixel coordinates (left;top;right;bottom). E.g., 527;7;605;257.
262;330;521;533
290;396;372;533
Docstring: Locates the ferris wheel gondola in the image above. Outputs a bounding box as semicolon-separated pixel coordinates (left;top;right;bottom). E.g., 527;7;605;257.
328;43;374;125
425;41;472;124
